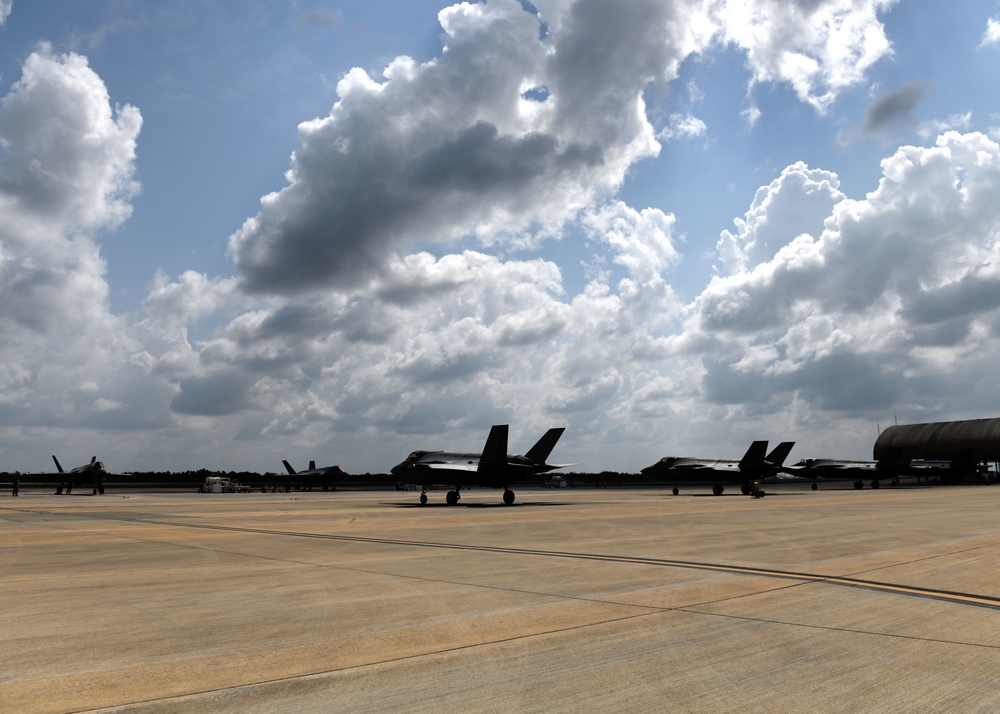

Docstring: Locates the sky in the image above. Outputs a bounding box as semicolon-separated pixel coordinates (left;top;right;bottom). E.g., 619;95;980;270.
2;0;1000;475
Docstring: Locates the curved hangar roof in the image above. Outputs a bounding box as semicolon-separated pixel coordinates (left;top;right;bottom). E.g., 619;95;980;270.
874;418;1000;461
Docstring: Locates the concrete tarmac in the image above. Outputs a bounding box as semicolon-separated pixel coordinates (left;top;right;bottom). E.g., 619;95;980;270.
3;484;1000;713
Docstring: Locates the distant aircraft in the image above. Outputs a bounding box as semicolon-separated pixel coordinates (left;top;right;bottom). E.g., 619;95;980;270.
31;456;109;495
901;451;986;484
780;447;909;490
280;460;348;491
390;425;570;505
233;460;348;493
640;441;795;496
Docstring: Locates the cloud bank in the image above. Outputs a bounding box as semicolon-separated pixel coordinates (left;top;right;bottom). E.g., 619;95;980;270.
8;0;999;473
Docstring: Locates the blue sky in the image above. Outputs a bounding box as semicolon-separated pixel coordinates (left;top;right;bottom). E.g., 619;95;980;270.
2;0;1000;474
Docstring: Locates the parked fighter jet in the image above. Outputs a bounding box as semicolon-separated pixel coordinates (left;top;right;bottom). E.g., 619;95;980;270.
390;425;570;505
28;456;109;495
902;453;986;484
237;460;348;492
780;446;908;490
281;459;348;491
641;441;795;496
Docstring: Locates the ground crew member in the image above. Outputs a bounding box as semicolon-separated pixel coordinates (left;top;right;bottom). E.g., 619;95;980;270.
12;475;19;497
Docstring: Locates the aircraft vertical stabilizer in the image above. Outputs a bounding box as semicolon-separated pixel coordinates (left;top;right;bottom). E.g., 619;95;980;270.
766;442;795;467
524;428;565;465
478;424;509;472
738;441;769;471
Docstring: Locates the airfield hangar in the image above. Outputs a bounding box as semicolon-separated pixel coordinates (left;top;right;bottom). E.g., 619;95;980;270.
873;417;1000;461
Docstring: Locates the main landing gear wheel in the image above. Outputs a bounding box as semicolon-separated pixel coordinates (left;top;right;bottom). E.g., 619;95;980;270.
503;489;515;505
741;483;751;495
419;493;428;505
811;482;818;490
854;481;864;490
871;480;881;489
672;487;679;496
446;490;460;506
712;484;725;496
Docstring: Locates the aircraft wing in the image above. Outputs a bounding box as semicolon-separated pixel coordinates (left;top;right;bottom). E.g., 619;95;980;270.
418;462;480;472
674;463;740;472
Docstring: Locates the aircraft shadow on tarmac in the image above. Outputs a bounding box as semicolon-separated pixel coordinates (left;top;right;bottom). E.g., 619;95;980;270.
663;491;811;498
389;501;570;509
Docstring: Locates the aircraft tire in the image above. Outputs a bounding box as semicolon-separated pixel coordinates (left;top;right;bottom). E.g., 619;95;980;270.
98;487;105;495
854;481;863;490
741;483;751;495
446;490;459;506
872;480;880;489
419;493;427;505
503;489;515;505
712;484;724;496
672;487;679;496
811;482;818;490
92;488;97;495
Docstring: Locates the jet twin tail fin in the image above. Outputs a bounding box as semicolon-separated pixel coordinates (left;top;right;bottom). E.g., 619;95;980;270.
765;442;795;467
524;428;565;465
738;441;769;471
282;460;297;475
478;424;509;472
52;455;64;473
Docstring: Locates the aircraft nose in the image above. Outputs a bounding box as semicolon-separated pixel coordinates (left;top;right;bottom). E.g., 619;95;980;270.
390;462;406;476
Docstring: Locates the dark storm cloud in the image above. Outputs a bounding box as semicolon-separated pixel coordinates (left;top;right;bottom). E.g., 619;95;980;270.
544;0;695;150
900;272;1000;326
396;351;499;384
863;82;927;135
402;121;602;192
231;116;604;295
170;373;256;416
704;352;903;412
702;357;770;405
228;0;695;296
789;353;903;411
252;303;337;342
